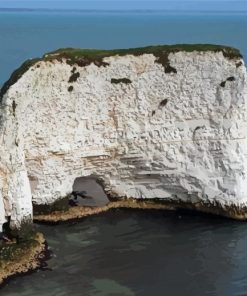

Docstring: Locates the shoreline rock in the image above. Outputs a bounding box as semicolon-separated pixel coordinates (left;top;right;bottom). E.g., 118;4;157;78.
0;232;49;288
33;199;247;223
1;197;245;289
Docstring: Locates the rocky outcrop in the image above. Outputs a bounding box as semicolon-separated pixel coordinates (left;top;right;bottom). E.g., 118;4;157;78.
0;233;47;286
0;44;246;229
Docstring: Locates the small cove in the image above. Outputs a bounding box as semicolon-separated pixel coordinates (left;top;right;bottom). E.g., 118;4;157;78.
2;209;247;296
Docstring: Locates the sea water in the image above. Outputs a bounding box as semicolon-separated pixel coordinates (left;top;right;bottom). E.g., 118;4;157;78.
0;11;247;85
1;10;247;296
3;209;247;296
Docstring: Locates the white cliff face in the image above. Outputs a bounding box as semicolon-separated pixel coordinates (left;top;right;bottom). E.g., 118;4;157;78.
0;49;246;228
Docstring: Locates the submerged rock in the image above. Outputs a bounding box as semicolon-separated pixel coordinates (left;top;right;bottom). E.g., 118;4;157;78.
0;44;246;230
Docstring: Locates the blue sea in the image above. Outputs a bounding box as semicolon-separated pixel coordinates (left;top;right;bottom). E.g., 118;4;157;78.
0;10;247;85
1;10;247;296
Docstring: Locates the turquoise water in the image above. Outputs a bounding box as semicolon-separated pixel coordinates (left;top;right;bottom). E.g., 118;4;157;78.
0;12;247;85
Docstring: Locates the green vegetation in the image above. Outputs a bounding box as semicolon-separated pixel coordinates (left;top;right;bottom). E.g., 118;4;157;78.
68;72;80;83
10;220;36;241
236;61;243;68
68;85;74;92
220;76;236;87
226;76;236;81
159;99;168;108
12;100;17;117
33;196;69;215
0;44;242;100
111;78;132;84
47;44;242;62
220;81;226;87
0;58;40;101
0;221;39;268
0;236;38;266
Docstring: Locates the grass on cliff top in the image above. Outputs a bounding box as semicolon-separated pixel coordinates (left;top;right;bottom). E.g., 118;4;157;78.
0;44;242;100
47;44;242;60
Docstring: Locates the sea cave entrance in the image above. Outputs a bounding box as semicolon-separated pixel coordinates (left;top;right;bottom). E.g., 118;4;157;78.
71;176;109;207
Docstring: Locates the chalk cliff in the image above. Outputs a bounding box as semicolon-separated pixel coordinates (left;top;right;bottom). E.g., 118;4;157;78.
0;44;246;229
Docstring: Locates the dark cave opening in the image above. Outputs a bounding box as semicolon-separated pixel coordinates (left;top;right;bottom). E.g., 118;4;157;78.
71;176;109;207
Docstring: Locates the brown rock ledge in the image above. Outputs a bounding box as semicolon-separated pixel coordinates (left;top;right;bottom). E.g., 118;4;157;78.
33;199;247;223
0;232;48;287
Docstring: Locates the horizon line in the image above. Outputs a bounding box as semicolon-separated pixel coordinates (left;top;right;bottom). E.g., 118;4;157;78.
1;7;247;13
